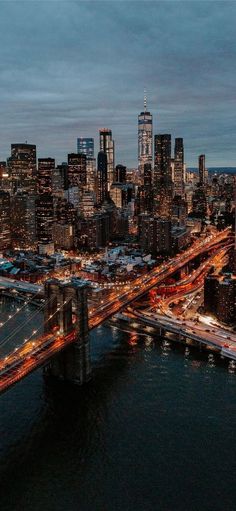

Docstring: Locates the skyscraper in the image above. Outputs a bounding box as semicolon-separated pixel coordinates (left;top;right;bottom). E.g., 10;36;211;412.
115;164;126;184
8;143;36;191
68;153;87;188
36;158;54;248
36;194;54;245
153;134;173;219
174;138;184;197
99;129;114;190
199;154;208;186
11;192;36;249
77;138;94;158
37;158;55;195
138;92;153;176
0;191;11;250
97;151;108;204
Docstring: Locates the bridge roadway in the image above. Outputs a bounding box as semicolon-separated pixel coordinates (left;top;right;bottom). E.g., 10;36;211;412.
0;330;78;393
115;309;236;361
0;227;231;393
0;276;42;295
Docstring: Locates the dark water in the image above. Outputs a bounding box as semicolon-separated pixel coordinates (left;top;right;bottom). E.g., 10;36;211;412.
0;299;236;511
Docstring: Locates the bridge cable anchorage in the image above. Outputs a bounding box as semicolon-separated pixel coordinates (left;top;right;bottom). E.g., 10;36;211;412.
0;289;43;330
0;296;54;349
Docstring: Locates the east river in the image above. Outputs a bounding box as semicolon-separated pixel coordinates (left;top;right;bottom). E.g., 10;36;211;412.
0;298;236;511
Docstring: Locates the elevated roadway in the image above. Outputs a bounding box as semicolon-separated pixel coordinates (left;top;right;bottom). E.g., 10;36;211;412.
0;227;231;394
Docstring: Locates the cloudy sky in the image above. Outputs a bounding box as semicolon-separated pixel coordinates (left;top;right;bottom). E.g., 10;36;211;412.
0;0;235;167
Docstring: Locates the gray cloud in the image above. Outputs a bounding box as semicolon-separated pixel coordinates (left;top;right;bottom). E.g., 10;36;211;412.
0;0;235;166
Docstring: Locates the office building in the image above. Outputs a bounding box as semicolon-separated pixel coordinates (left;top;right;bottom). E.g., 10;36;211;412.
11;193;36;249
79;188;96;217
99;128;114;190
97;151;108;204
199;154;208;186
53;224;74;250
138;92;153;176
77;214;110;250
68;153;86;188
86;157;96;193
56;163;69;191
55;198;76;226
37;158;55;195
0;191;11;251
8;143;36;191
174;138;184;197
192;184;207;217
139;214;172;256
115;164;126;184
153;134;173;219
77;138;94;158
36;194;54;245
172;195;187;226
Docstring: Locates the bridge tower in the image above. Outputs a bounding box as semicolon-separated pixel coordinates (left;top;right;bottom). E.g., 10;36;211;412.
44;278;91;385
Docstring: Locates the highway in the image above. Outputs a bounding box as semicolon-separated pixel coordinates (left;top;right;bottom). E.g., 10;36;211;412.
89;228;231;329
115;240;236;362
126;309;236;361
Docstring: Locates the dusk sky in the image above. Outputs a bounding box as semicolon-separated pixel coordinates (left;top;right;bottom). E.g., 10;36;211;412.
0;0;235;167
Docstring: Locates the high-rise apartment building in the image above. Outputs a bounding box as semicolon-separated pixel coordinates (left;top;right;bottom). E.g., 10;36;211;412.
138;93;153;176
153;134;173;218
77;138;94;158
174;138;184;197
99;129;114;190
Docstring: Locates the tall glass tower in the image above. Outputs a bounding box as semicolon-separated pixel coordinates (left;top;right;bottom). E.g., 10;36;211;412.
174;138;184;197
138;91;153;176
153;134;173;219
99;128;115;191
77;138;94;158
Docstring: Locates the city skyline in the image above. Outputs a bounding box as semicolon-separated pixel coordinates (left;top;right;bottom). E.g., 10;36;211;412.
0;1;235;166
0;3;236;510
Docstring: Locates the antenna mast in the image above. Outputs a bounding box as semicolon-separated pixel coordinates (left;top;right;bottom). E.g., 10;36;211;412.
144;88;147;112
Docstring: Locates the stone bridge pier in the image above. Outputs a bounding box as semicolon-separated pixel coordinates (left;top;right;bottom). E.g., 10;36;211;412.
44;278;91;385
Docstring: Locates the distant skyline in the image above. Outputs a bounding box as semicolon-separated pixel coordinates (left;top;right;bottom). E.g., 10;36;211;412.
0;1;235;167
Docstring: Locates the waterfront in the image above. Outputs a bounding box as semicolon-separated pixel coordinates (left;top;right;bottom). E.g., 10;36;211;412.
0;299;236;510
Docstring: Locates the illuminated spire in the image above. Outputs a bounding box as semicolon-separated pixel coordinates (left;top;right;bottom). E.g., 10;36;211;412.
144;88;147;112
